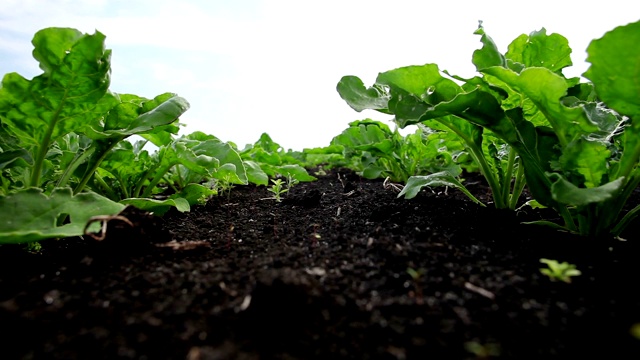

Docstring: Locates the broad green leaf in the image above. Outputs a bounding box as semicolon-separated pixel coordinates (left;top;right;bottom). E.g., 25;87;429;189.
472;23;506;71
584;20;640;119
331;120;395;154
377;64;462;105
242;160;269;186
120;197;190;216
559;138;611;188
0;149;32;170
171;183;217;206
192;140;247;184
0;187;125;244
211;163;244;184
0;28;112;186
84;93;189;139
275;164;316;182
336;76;391;112
482;67;597;146
548;173;624;207
506;28;572;73
361;166;387;179
398;171;483;205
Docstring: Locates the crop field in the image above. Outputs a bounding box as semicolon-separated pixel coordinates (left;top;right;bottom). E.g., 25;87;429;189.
1;19;639;358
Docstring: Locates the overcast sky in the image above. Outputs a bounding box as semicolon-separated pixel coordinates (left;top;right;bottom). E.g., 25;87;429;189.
1;0;638;150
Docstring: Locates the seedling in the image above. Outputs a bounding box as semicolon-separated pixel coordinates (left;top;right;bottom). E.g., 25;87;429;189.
286;173;300;189
267;178;288;202
406;267;424;304
263;174;301;202
215;174;236;200
539;258;581;283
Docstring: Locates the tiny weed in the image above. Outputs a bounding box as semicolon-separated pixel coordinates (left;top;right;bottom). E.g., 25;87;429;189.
539;258;581;283
267;178;288;202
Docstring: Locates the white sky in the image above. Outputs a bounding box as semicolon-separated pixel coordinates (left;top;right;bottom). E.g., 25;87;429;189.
1;0;638;150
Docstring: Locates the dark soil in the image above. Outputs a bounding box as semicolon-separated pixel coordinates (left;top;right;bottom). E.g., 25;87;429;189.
2;168;640;359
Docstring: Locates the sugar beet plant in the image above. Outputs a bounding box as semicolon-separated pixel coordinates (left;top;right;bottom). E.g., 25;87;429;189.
312;118;481;203
337;20;640;237
0;27;249;243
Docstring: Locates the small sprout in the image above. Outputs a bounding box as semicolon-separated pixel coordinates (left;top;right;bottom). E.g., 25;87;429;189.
406;267;424;304
267;178;288;202
406;267;422;280
314;167;327;176
24;241;42;253
286;173;300;189
215;174;235;200
539;258;581;283
464;341;501;357
310;223;322;247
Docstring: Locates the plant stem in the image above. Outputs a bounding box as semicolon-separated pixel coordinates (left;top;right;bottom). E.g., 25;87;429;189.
508;158;526;210
435;119;506;208
30;89;68;187
141;163;174;198
73;139;120;194
56;145;96;188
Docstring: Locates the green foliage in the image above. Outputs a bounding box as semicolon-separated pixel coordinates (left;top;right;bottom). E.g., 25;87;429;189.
267;178;288;202
539;258;581;283
329;119;470;183
239;133;316;184
337;65;525;209
0;27;191;243
336;19;640;237
0;187;125;244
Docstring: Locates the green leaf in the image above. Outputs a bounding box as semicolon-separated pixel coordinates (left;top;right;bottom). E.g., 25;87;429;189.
0;187;125;244
120;197;190;216
274;164;316;182
398;171;483;205
506;28;572;73
331;119;395;154
472;22;506;71
242;160;269;186
0;149;32;170
482;67;597;146
377;64;462;106
192;139;247;184
336;76;391;113
0;28;112;186
548;173;624;207
584;20;640;119
558;138;611;188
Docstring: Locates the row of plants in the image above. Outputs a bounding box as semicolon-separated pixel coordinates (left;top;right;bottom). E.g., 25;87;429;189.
0;27;315;244
1;19;639;244
336;20;640;238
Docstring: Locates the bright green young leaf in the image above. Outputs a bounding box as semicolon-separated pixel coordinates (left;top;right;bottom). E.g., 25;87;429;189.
120;197;190;216
241;160;269;186
584;20;640;119
0;28;112;187
548;173;624;207
0;187;125;244
558;138;611;188
275;164;317;182
331;119;395;154
191;139;248;185
336;76;391;112
377;64;462;105
506;28;572;73
398;172;483;205
472;22;506;71
482;67;597;146
171;183;217;206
